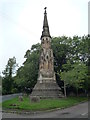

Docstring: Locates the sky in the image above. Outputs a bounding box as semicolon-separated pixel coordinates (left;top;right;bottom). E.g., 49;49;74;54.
0;0;89;75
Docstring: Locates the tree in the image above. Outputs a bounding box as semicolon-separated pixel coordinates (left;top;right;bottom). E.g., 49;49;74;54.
51;35;89;94
15;43;41;93
0;74;2;95
2;57;17;95
51;36;70;72
60;61;72;97
61;62;88;96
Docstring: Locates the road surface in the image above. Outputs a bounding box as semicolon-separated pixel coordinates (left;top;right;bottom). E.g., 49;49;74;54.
2;93;22;102
0;93;22;120
2;102;88;118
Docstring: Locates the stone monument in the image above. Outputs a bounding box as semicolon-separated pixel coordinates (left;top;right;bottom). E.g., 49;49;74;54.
31;7;63;98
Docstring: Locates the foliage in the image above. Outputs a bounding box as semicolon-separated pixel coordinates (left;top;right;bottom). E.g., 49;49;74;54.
0;75;2;94
61;62;88;96
15;43;41;92
0;75;2;85
51;35;89;95
51;35;89;72
2;57;18;95
51;36;69;72
2;57;17;77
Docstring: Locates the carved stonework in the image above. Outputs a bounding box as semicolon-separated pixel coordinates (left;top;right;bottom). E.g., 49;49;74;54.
38;35;55;81
30;8;64;98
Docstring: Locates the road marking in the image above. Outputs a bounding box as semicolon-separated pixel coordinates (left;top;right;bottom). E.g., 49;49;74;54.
81;112;88;116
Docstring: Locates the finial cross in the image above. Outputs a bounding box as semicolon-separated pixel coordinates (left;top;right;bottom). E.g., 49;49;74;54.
44;7;47;10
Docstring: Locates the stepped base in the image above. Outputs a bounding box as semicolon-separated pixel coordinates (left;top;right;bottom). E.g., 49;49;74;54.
30;80;64;98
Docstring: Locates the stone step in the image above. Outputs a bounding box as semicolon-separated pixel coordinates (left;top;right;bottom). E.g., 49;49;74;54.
30;89;63;98
31;79;64;98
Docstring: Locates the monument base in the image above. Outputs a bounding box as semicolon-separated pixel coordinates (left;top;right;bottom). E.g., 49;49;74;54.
30;79;64;98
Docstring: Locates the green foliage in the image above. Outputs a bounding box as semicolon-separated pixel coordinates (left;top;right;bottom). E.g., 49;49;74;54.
15;43;41;92
52;35;89;72
61;62;88;88
2;57;18;95
51;36;70;72
0;75;2;85
2;57;17;77
52;36;89;94
62;62;88;96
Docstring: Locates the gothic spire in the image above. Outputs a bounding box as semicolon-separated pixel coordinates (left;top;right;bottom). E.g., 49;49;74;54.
41;7;51;39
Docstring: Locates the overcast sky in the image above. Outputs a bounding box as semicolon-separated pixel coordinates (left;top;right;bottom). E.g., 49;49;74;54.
0;0;89;75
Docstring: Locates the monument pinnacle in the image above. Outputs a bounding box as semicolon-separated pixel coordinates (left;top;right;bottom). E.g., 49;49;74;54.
41;7;51;39
44;7;47;14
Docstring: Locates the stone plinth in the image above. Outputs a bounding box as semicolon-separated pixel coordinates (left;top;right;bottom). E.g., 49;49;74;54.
30;77;63;98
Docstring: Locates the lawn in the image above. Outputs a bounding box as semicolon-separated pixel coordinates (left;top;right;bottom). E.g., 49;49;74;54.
2;96;88;111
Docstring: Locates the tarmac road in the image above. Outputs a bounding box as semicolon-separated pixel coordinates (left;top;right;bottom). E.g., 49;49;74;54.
2;102;88;119
0;93;22;120
2;93;22;102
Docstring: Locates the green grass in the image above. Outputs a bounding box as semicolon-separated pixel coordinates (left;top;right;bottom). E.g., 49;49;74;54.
0;103;2;107
2;96;88;111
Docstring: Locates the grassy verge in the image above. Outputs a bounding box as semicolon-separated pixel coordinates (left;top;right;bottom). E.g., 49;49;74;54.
0;103;2;107
2;96;88;111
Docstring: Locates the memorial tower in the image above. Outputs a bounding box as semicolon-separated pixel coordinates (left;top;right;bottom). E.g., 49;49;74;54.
31;8;63;98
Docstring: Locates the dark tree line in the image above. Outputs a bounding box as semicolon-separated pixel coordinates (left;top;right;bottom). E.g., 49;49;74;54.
2;35;89;95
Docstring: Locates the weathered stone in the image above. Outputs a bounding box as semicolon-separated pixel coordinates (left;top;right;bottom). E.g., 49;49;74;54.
18;96;23;101
30;8;64;99
30;96;40;103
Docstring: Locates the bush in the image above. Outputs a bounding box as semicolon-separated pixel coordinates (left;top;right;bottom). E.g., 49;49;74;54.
11;88;18;94
2;89;7;95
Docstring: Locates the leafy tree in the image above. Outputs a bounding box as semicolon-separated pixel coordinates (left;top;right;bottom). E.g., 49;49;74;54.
2;57;17;95
59;61;72;97
0;74;2;86
51;36;70;72
15;43;41;93
0;75;2;95
61;62;88;96
51;35;88;94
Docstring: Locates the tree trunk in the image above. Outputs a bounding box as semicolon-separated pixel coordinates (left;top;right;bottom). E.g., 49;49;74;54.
64;80;67;98
85;89;88;97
